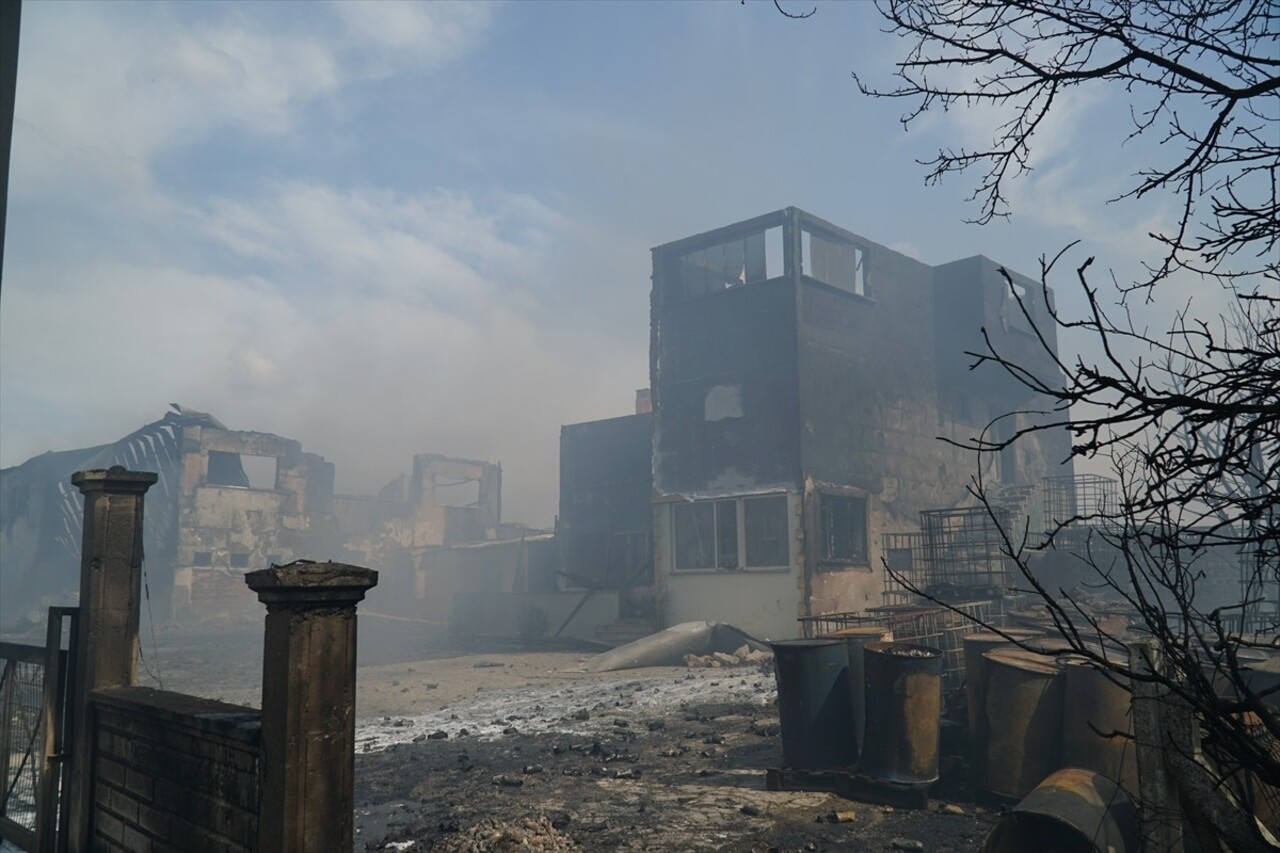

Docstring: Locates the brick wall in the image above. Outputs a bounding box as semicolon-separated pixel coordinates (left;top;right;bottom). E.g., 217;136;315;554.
91;687;260;852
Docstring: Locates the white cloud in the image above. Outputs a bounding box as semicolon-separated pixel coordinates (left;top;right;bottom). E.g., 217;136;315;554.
1;175;643;524
10;2;491;201
329;0;493;71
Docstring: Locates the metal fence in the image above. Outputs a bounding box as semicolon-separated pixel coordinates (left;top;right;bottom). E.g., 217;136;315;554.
0;608;76;853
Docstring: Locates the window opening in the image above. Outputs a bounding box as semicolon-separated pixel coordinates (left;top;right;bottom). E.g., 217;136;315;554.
821;495;868;563
765;226;783;279
801;227;867;297
666;227;782;301
674;501;715;570
207;451;278;489
193;551;212;567
229;552;251;570
434;476;481;508
673;495;792;572
745;495;789;567
715;500;739;569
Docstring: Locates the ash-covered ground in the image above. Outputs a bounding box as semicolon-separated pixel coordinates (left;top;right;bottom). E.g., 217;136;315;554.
351;663;995;852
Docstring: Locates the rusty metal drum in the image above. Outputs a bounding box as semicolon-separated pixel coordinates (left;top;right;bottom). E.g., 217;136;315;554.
860;642;943;784
982;767;1141;853
828;626;892;759
1060;657;1138;794
769;639;856;769
963;629;1044;784
983;647;1065;799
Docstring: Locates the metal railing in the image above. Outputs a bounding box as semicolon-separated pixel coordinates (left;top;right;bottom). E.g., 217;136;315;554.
0;607;77;852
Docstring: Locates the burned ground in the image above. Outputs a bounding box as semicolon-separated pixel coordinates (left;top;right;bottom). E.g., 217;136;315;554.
349;665;994;852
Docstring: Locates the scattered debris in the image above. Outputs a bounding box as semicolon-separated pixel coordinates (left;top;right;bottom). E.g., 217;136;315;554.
431;816;581;852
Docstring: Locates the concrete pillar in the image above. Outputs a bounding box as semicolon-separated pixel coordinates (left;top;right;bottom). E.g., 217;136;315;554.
246;560;377;853
66;466;158;853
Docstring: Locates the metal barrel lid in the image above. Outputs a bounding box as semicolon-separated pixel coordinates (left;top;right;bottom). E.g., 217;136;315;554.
984;647;1061;675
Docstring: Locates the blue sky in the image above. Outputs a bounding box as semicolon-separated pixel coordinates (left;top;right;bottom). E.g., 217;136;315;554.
1;1;1190;524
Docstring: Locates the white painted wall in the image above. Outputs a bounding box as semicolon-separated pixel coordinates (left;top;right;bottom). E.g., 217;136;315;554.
654;491;804;642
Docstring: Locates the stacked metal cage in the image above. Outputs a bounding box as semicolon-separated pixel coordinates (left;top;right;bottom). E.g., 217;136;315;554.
1041;473;1118;531
919;506;1015;600
881;532;927;606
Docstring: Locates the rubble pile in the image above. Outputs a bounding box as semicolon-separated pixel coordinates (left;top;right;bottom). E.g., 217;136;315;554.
684;644;772;669
432;816;582;852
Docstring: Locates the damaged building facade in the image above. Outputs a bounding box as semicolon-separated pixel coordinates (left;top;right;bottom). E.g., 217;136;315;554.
0;406;504;625
641;207;1071;639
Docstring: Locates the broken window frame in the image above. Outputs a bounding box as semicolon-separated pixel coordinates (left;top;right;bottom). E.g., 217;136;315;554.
1001;272;1039;337
800;225;869;299
661;225;786;304
671;494;792;573
818;492;870;569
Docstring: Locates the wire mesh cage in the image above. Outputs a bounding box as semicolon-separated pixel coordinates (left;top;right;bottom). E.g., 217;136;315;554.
1041;474;1119;531
881;532;927;606
919;506;1015;599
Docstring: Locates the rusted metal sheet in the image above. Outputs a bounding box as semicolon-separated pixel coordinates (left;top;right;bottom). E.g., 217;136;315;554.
982;767;1141;853
1060;657;1137;794
983;648;1065;799
860;642;942;785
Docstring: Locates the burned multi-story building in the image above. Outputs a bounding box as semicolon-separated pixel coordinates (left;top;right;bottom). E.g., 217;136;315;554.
0;405;503;625
642;207;1071;638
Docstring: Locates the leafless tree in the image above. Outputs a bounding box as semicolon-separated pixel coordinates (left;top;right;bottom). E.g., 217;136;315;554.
855;0;1279;291
940;247;1278;851
845;2;1280;848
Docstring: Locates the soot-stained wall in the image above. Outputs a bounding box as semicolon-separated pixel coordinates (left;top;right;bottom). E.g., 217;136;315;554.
559;412;653;590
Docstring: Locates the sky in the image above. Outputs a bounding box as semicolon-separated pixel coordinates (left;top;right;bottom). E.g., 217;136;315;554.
0;0;1198;526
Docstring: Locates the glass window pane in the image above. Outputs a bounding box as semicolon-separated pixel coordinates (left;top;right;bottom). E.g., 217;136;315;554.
716;499;739;569
674;502;715;570
745;495;789;567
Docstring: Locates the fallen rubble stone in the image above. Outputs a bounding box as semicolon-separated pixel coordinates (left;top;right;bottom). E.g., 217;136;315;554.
890;839;924;852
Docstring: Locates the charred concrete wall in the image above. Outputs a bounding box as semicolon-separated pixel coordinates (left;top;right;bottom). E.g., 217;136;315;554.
558;412;653;592
649;210;804;498
173;426;312;618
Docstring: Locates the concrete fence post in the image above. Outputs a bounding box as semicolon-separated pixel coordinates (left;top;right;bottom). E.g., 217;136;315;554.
66;466;158;853
246;560;378;853
1129;638;1185;853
